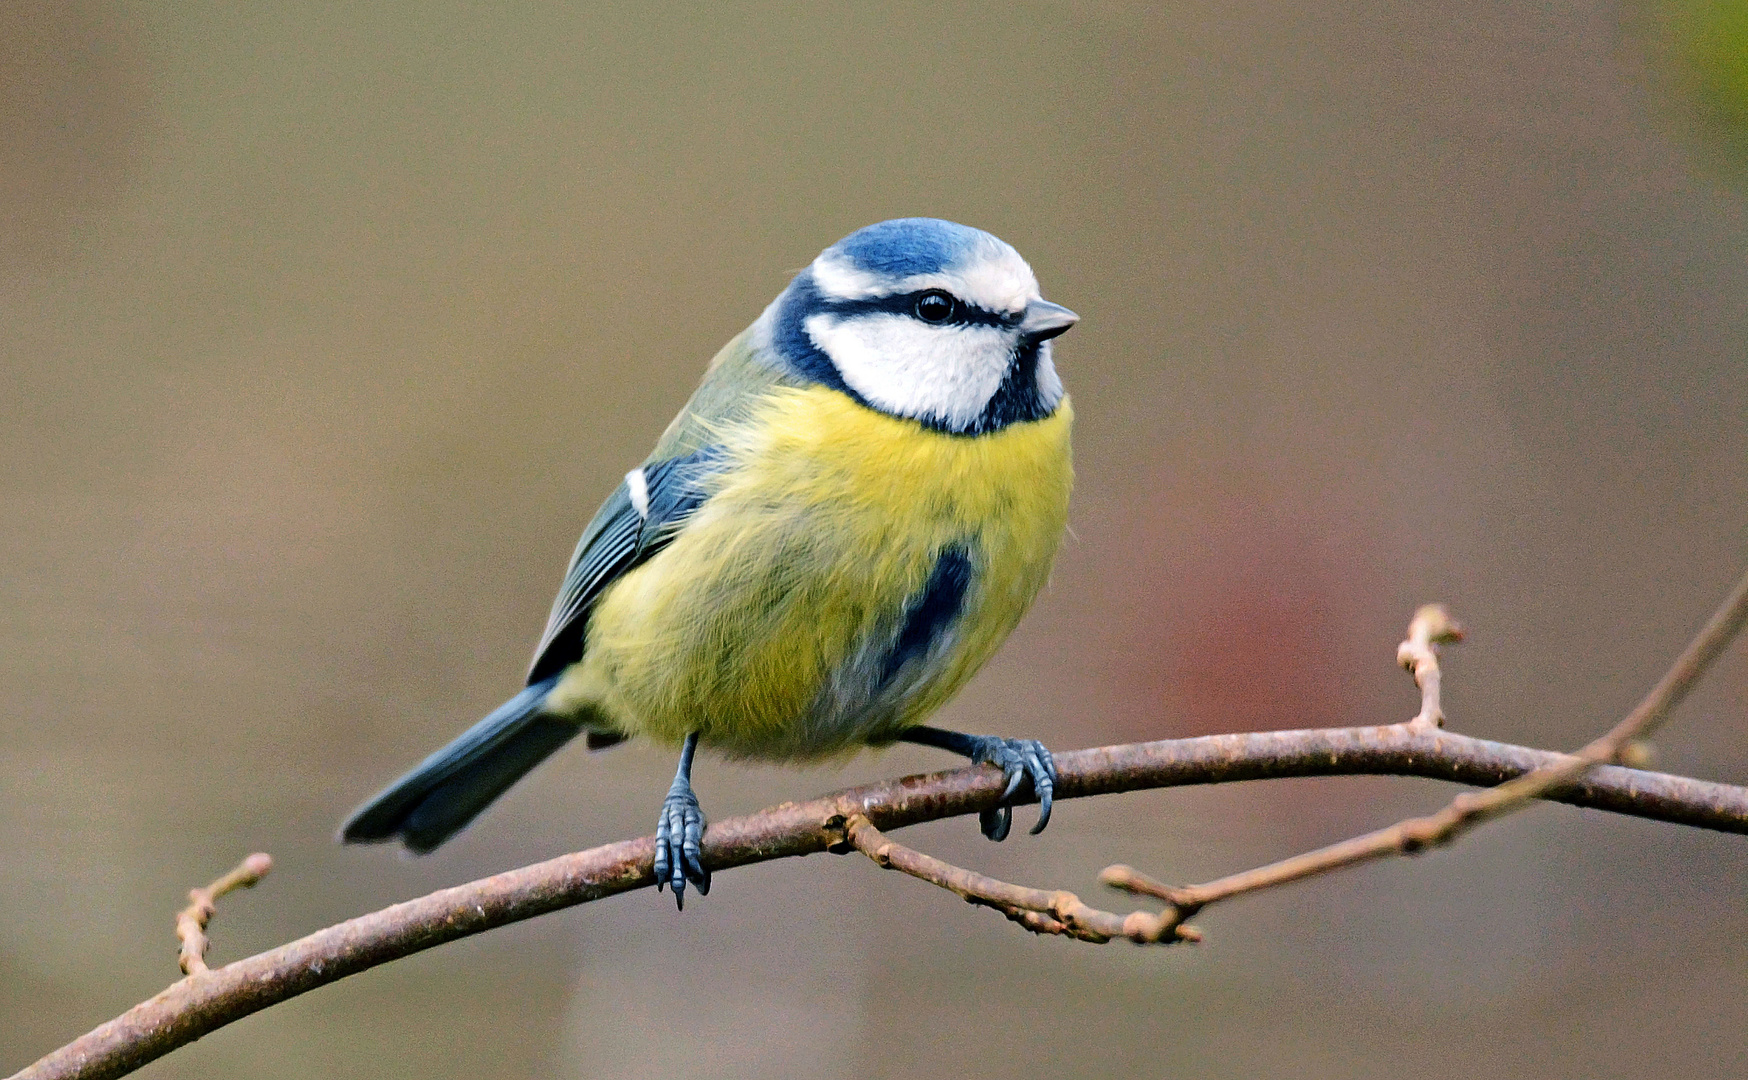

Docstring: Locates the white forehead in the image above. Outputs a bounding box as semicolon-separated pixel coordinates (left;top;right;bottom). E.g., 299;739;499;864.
811;236;1041;315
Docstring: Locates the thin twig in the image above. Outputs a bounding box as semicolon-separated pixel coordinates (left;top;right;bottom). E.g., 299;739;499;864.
845;814;1199;944
175;854;273;976
1397;604;1463;732
1100;569;1748;920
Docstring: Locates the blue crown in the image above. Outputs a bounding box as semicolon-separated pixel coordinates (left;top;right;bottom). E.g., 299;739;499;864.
825;218;987;278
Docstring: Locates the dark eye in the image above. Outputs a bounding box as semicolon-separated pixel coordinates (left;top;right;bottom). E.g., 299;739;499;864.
914;290;956;324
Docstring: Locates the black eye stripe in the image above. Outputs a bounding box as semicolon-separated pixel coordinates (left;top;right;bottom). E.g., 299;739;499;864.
823;289;1016;329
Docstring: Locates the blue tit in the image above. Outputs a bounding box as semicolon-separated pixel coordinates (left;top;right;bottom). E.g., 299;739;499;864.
341;218;1080;907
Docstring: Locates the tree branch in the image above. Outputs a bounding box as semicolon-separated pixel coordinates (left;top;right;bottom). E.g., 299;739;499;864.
836;571;1748;944
14;567;1748;1080
16;720;1748;1080
1111;566;1748;915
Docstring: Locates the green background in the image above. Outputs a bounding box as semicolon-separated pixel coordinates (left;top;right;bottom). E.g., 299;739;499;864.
4;2;1747;1077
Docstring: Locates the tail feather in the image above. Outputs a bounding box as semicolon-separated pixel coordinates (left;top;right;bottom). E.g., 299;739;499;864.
341;676;582;854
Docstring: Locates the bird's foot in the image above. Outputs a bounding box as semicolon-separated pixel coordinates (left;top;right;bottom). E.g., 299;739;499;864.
966;736;1056;841
652;776;709;909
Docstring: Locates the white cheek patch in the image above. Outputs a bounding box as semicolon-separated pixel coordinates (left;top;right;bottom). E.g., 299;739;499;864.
805;312;1012;430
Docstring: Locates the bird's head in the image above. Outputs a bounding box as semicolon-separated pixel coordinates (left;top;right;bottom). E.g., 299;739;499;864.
754;218;1078;435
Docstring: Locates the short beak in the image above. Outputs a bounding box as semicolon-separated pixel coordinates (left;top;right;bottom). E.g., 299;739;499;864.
1019;299;1080;342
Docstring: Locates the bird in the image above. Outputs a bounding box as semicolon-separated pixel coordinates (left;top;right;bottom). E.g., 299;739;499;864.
340;218;1079;908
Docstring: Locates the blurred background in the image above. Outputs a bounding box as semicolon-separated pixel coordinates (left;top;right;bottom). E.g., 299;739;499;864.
4;1;1747;1077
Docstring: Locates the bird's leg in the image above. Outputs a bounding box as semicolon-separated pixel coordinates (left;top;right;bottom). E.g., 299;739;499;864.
652;731;709;908
898;726;1056;841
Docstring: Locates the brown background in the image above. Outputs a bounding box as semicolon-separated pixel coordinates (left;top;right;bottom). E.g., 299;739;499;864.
4;2;1747;1077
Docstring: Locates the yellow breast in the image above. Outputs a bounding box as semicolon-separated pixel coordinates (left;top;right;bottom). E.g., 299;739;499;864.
551;386;1073;759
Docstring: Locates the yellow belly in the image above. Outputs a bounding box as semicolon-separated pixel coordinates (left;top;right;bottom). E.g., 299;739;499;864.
549;385;1073;760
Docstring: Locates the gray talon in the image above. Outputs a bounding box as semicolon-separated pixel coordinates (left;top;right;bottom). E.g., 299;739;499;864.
653;731;710;909
896;727;1059;842
969;736;1057;841
980;804;1013;842
654;780;708;908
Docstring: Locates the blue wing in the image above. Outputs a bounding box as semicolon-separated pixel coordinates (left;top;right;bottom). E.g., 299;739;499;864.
525;446;724;686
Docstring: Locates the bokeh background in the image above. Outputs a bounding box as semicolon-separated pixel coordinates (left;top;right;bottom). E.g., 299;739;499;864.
5;2;1748;1077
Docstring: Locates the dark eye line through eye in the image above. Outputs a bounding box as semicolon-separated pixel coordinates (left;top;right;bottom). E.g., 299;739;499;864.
818;288;1014;329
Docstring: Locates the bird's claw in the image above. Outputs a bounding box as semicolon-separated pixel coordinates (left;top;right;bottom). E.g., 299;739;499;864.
968;737;1056;841
652;778;709;909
